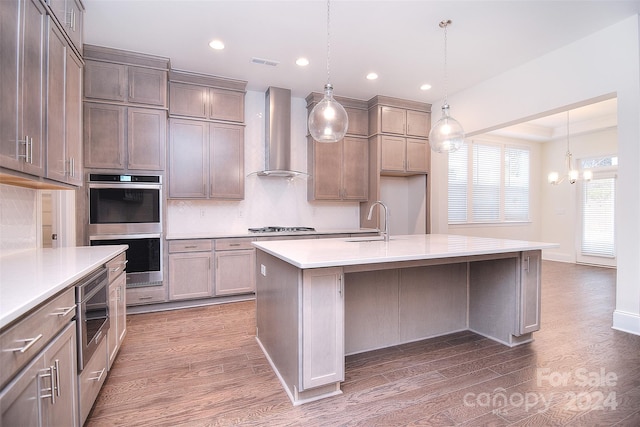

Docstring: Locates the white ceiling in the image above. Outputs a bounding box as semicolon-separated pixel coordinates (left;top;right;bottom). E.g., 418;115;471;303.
83;0;638;137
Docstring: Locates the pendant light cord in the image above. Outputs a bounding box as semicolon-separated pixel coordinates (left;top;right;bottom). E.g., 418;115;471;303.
326;0;331;85
440;19;451;105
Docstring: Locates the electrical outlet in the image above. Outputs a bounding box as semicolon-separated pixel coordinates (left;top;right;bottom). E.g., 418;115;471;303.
260;264;267;276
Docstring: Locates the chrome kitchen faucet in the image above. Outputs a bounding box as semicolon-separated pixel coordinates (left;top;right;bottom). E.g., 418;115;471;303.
367;201;390;242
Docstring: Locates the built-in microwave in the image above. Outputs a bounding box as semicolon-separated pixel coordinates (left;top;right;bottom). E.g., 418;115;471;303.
88;174;162;236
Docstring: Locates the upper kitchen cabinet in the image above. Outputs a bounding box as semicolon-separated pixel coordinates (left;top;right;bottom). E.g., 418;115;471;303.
47;0;84;55
305;93;369;202
82;45;169;172
368;96;431;176
0;0;46;178
169;70;246;123
168;118;245;200
83;45;169;108
84;103;166;171
45;19;83;185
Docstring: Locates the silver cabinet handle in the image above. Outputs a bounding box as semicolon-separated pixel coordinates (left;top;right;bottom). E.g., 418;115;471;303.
55;306;75;317
94;330;103;344
54;360;61;397
184;245;198;249
69;157;75;177
229;243;241;247
524;256;530;273
12;333;43;353
39;365;56;404
89;368;106;382
110;266;121;274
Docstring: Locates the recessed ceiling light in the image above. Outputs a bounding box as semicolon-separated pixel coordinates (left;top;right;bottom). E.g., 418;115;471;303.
366;72;378;80
209;39;225;50
296;57;309;66
420;84;432;91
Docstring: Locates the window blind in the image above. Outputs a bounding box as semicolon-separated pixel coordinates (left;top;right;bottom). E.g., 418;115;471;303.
504;147;530;221
448;142;468;223
581;177;615;257
472;144;501;222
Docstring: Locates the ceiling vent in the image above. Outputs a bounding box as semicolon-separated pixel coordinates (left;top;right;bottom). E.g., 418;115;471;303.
251;57;280;67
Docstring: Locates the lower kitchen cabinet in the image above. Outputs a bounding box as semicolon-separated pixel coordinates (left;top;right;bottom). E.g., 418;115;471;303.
107;253;127;369
517;250;542;335
1;322;78;427
215;249;255;295
168;239;213;300
78;337;107;424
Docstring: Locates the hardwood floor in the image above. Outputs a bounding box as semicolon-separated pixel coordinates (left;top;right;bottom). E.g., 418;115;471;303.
86;261;640;426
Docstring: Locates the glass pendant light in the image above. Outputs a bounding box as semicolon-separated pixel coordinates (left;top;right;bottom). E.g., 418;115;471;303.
308;0;348;143
548;111;591;185
429;20;464;153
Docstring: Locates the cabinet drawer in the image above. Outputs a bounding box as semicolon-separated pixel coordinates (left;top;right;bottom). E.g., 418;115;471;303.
214;238;254;251
126;286;166;306
78;337;108;424
106;252;127;282
168;240;212;253
0;287;75;389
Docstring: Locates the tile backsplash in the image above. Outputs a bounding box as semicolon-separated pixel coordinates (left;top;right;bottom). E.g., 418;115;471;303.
0;184;37;253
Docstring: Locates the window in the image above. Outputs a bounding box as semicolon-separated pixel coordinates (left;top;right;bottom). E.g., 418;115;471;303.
578;155;617;264
448;141;530;224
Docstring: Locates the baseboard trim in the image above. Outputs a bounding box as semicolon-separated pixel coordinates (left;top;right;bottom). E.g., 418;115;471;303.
612;310;640;336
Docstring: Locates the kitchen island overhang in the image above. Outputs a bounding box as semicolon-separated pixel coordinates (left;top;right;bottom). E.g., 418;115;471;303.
252;234;558;405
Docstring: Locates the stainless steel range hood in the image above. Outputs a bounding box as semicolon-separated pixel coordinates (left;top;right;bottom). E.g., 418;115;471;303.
257;87;305;177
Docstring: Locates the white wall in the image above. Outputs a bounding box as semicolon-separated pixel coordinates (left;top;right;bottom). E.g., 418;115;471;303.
379;176;426;235
0;184;38;253
166;91;361;236
431;16;640;335
541;127;618;263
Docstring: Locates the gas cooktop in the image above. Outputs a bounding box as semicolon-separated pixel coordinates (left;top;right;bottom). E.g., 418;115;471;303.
248;226;316;233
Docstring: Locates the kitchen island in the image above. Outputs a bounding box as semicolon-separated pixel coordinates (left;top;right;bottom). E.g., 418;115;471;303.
253;234;557;405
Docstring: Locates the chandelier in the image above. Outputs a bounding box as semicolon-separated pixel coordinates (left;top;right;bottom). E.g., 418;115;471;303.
548;111;592;185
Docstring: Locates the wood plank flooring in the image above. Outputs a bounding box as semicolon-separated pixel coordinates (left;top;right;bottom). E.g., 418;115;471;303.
86;261;640;426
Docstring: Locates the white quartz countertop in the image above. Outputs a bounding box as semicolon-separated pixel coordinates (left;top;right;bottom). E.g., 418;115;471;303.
0;245;128;329
166;228;378;240
252;234;559;269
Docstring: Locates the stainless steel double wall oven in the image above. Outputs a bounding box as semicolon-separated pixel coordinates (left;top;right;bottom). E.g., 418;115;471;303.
88;174;163;288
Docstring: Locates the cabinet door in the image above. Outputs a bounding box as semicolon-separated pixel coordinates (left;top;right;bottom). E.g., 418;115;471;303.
342;137;368;200
117;279;127;343
209;88;244;122
310;139;343;200
210;123;244;199
45;19;68;182
64;0;83;54
406;138;429;173
380;106;405;135
301;267;344;390
0;351;43;426
215;250;255;295
84;103;126;169
169;252;213;300
128;66;167;107
42;323;78;427
380;135;406;172
0;0;20;170
108;282;118;368
345;107;368;136
127;107;166;170
518;250;541;335
169;82;207;118
65;50;83;184
84;60;126;102
168;118;208;198
406;110;430;137
19;0;46;177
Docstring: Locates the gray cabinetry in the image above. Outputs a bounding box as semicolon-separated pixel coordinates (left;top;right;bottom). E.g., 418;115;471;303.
305;94;369;202
517;250;542;335
168;239;213;300
78;337;107;424
168;119;244;199
0;0;46;177
84;60;167;107
107;253;127;369
0;287;78;426
47;0;83;55
214;238;255;295
45;19;83;185
307;136;368;201
169;71;246;123
84;103;166;171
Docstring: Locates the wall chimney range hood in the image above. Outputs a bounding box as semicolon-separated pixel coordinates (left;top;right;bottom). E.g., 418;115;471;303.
257;87;306;178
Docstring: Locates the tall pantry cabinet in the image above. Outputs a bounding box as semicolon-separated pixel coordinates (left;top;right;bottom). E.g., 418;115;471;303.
0;0;84;187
